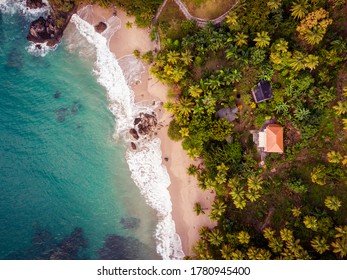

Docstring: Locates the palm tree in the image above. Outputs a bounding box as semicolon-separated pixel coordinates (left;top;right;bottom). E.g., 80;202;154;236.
290;0;308;19
177;96;194;119
303;216;318;231
267;0;282;10
304;27;325;45
304;54;319;70
171;67;187;83
193;202;205;216
343;119;347;131
263;228;275;239
311;165;327;186
231;249;244;260
220;244;233;260
335;226;347;239
238;231;251;244
273;38;289;53
253;31;271;48
187;164;198;176
291;207;302;218
246;188;261;202
167;50;180;65
179;127;189;138
269;237;284;254
280;228;294;243
198;226;211;239
247;175;263;191
289;51;306;71
327;151;342;164
235;32;248;47
233;197;247;210
163;101;176;114
208;229;224;246
311;236;329;254
247;247;272;260
333;101;347;115
180;50;193;66
209;200;227;220
325;196;342;211
188;85;203;98
194;239;208;257
230;185;247;210
331;237;347;258
225;12;239;30
343;155;347;165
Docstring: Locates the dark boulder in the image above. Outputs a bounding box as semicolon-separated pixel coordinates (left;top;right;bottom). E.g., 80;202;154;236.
94;22;107;33
134;117;141;125
131;142;137;150
26;0;46;9
129;128;139;140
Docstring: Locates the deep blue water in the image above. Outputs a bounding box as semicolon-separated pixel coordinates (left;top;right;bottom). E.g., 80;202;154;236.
0;10;158;260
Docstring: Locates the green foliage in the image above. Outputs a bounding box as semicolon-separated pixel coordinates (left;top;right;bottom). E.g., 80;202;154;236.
287;178;308;194
141;51;154;64
149;0;347;260
133;49;140;59
167;119;183;141
113;0;162;27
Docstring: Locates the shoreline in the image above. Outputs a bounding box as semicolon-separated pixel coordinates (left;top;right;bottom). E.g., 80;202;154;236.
75;5;216;257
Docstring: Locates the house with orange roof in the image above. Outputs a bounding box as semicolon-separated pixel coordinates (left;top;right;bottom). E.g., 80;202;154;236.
258;124;284;153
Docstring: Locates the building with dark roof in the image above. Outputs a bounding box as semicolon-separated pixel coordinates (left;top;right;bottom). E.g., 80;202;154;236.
251;80;273;103
216;106;238;122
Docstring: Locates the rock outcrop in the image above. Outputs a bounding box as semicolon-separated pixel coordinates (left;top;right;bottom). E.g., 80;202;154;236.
129;112;158;141
26;0;46;9
26;2;77;47
94;21;107;33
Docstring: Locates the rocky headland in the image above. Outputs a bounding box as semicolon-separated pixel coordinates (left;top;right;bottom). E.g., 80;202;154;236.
26;0;78;47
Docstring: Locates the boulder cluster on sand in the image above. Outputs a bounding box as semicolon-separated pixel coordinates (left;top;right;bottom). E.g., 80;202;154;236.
129;112;158;146
26;1;77;47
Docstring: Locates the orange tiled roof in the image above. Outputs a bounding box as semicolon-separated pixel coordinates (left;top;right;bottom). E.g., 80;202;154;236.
266;124;284;153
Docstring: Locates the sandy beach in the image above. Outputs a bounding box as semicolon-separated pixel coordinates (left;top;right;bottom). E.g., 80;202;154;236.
78;5;216;257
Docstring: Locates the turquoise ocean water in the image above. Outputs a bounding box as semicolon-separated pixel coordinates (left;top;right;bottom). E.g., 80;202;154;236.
0;7;159;259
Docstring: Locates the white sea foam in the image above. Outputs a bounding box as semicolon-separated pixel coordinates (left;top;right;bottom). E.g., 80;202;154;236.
25;41;56;57
0;0;50;20
71;13;184;260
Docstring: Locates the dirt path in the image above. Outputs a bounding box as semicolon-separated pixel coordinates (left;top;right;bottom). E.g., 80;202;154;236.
153;0;238;27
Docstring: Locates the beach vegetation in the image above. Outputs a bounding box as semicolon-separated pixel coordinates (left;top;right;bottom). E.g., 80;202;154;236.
125;21;133;29
193;202;205;216
141;51;154;64
150;0;347;260
167;119;183;141
133;49;140;59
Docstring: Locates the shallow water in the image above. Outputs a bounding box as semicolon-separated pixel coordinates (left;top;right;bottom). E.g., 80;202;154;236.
0;5;159;260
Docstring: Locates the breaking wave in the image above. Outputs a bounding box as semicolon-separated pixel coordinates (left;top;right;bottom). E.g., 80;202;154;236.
71;7;184;260
0;0;50;19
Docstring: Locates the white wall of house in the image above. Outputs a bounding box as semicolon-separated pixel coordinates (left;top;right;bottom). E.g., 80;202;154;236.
258;131;266;148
